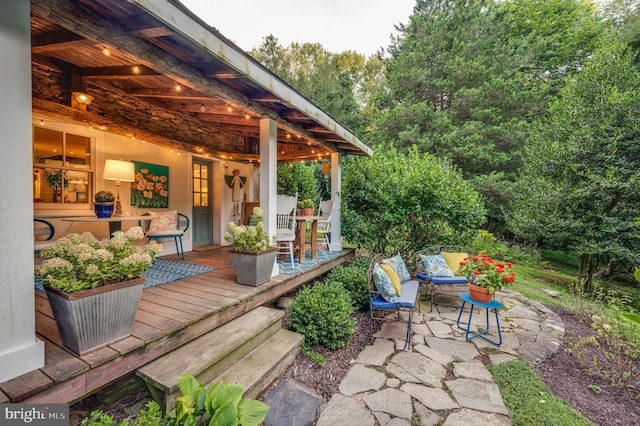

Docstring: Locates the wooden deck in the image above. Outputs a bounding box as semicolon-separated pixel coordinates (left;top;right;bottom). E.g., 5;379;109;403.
0;247;354;404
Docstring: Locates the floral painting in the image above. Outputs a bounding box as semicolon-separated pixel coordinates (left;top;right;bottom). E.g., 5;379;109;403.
131;161;169;208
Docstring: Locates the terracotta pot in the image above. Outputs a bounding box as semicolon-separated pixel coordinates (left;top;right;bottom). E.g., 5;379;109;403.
302;208;314;216
468;282;493;304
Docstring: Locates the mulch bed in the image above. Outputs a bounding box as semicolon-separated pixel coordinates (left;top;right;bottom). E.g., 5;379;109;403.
534;305;640;426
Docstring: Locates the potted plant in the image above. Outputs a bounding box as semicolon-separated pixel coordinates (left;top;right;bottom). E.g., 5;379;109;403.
94;190;115;218
458;254;516;303
301;199;315;216
35;227;163;355
224;207;276;286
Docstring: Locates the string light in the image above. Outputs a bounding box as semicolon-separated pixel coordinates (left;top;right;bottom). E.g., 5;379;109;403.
102;47;111;56
132;66;140;74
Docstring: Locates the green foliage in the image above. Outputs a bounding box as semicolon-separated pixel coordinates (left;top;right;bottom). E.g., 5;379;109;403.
507;40;640;291
341;146;485;258
488;360;592;426
95;190;115;202
36;228;162;293
325;257;370;310
81;401;163;426
300;199;314;209
250;37;369;136
168;374;269;426
470;230;543;266
288;281;356;349
570;310;640;389
300;341;325;366
276;162;318;202
224;208;274;253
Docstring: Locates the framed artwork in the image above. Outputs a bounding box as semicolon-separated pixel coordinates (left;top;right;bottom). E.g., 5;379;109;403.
76;192;87;203
131;161;169;208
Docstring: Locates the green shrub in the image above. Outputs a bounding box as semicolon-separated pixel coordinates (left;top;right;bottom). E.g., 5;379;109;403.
325;257;370;310
289;281;356;349
277;162;318;202
81;401;163;425
341;146;485;258
570;309;640;389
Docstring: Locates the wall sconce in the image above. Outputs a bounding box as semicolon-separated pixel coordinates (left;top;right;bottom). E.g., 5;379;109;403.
71;91;94;111
103;159;135;217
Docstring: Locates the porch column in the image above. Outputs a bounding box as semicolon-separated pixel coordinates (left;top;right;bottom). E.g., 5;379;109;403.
259;118;278;275
0;0;45;383
330;152;342;252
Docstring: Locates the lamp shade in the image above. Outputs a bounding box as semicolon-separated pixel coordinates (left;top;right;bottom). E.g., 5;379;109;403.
103;159;135;182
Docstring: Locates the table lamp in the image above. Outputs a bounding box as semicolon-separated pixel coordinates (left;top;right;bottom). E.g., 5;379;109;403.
103;159;135;217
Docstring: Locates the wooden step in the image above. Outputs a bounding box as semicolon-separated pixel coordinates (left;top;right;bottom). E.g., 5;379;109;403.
136;306;284;410
214;328;304;399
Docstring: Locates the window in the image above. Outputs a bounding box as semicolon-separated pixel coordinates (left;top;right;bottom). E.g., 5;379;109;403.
33;126;92;208
192;163;209;207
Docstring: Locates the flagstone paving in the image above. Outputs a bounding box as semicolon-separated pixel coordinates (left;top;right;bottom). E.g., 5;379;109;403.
264;288;564;425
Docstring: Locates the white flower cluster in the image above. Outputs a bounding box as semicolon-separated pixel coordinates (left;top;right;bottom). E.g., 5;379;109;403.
36;226;162;293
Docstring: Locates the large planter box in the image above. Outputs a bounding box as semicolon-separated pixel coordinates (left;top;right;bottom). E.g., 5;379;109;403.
44;278;145;355
230;249;277;286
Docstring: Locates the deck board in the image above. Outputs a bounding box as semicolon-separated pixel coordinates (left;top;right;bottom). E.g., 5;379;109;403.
1;247;355;404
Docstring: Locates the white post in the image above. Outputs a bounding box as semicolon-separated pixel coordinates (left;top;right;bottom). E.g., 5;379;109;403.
259;118;279;276
0;0;45;383
330;152;342;252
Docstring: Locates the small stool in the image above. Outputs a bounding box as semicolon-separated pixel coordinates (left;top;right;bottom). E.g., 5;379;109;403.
456;292;503;346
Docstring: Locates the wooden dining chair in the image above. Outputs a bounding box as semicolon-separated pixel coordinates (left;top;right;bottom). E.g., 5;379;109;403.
275;194;297;268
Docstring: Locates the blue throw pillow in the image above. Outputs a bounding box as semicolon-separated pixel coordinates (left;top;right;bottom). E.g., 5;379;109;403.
420;254;455;278
372;263;398;303
382;253;411;283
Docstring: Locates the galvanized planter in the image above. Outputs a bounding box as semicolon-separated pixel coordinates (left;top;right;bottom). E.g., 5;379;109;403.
44;278;145;356
230;248;277;286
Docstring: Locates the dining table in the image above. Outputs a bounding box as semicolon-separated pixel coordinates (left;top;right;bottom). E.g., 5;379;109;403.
295;215;322;263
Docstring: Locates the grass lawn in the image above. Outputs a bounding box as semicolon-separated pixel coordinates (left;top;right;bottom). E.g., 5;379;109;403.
489;360;593;426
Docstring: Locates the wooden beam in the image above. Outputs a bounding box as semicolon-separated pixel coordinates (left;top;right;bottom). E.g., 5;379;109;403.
31;0;338;153
128;26;173;39
31;39;90;54
81;65;160;78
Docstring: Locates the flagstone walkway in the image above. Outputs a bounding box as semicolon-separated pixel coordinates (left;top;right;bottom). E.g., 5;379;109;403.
263;289;565;425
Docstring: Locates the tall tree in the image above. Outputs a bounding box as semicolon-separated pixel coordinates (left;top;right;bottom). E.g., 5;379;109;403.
250;37;370;136
375;0;603;233
506;40;640;292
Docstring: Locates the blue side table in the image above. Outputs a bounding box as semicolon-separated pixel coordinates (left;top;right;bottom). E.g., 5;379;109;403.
456;292;503;346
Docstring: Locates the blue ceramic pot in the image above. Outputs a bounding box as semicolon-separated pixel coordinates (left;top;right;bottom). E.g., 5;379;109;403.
94;202;115;218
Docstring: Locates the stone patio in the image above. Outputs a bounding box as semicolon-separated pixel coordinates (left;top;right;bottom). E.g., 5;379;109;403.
263;288;564;425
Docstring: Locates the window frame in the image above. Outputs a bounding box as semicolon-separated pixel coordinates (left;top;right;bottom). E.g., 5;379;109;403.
33;119;95;214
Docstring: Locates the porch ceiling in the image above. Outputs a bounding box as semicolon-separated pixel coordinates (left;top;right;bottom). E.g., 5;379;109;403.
30;0;372;162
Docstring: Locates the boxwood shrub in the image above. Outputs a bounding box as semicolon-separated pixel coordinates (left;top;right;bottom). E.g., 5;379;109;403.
325;257;371;310
288;281;355;349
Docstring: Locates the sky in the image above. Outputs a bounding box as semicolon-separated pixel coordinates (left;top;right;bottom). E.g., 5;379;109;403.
180;0;416;56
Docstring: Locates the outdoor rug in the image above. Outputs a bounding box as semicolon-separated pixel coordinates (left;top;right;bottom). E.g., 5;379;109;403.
35;258;216;292
277;250;343;275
